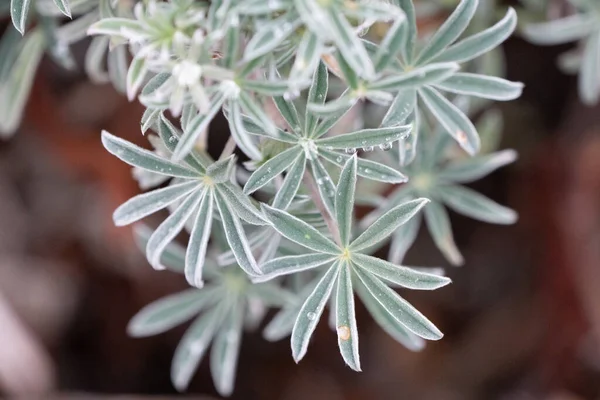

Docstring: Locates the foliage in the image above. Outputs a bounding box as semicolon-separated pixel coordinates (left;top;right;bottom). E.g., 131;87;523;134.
0;0;528;396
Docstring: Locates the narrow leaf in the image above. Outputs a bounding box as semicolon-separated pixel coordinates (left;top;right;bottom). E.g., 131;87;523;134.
335;263;360;370
305;61;328;136
185;191;214;287
261;204;339;254
255;253;337;282
423;200;464;266
316;125;412;150
522;14;597;45
580;30;600;105
210;302;243;397
309;157;336;218
10;0;32;34
434;73;524;101
368;62;460;92
244;146;302;194
438;149;517;183
272;152;307;209
438;184;517;224
335;155;357;246
320;149;408;183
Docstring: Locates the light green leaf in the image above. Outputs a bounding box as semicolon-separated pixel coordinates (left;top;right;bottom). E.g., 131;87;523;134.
351;198;429;251
244;146;302;194
113;181;200;227
374;16;406;72
396;0;417;64
335;155;357;247
171;306;224;392
423;200;464;266
185;191;214;287
238;90;277;136
255;253;337;282
101;131;200;178
309;157;336;217
354;267;443;340
289;31;323;91
158;115;207;173
146;189;204;270
308;94;357;117
272;152;306;209
127;289;214;337
419;86;480;155
580;30;600;105
207;155;236;183
243;13;300;61
241;79;302;96
215;190;261;275
438;149;517;183
352;253;450;290
126;54;147;101
305;60;328;136
381;88;416;128
415;0;479;65
316;125;412;151
227;101;262;160
438;184;517;224
320;150;407;183
434;73;524;101
10;0;32;34
210;302;243;397
217;183;267;225
291;263;340;362
87;18;144;38
434;8;517;64
335;263;360;371
354;274;425;351
388;216;420;264
368;62;460;92
133;224;186;273
273;95;302;133
261;204;339;254
522;14;597;45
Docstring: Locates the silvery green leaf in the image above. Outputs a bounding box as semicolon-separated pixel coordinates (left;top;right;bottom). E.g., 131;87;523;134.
255;253;337;282
173;90;226;161
354;275;425;351
344;0;403;22
87;18;144;38
217;183;267;225
419;86;480;155
374;17;406;73
158;115;207;173
309;157;336;218
305;61;328;136
243;13;300;61
141;108;160;135
133;224;186;273
141;72;170;99
352;253;450;290
185;191;214;287
236;0;291;14
434;8;517;64
215;190;261;275
0;29;44;136
207;156;236;184
293;0;330;41
210;302;243;397
126;54;147;102
241;79;301;96
181;104;198;132
273;95;302;133
435;73;524;101
147;189;204;270
396;0;417;64
244;146;302;194
439;185;517;224
261;204;339;254
108;45;128;94
227;101;262;160
319;150;407;183
381;88;416;127
52;0;72;18
335;263;360;371
0;27;21;82
423;200;464;266
388;215;420;264
353;267;443;340
171;306;223;392
289;31;323;91
113;181;200;226
522;14;597;45
325;7;375;79
438;149;517;183
238;91;277;136
368;62;460;92
222;25;240;70
579;31;600;105
10;0;32;34
101;131;200;178
351;198;429;251
242;115;299;143
291;262;340;362
334;50;360;90
316;125;411;150
308;94;357;117
335;155;357;247
273;152;306;209
415;0;479;65
127;289;214;337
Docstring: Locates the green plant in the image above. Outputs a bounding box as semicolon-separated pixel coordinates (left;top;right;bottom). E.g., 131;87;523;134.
1;0;523;396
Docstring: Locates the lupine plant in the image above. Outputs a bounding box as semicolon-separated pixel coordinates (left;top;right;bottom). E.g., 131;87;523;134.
1;0;525;396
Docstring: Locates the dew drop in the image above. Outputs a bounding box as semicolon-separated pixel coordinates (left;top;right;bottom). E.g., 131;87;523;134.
456;130;467;143
169;136;177;143
337;325;351;341
336;156;343;163
307;312;317;321
364;168;370;174
304;234;311;239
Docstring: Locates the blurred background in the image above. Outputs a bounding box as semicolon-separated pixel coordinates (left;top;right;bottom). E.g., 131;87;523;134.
1;2;600;400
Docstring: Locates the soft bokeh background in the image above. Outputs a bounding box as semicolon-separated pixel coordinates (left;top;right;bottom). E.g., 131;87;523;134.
2;4;600;400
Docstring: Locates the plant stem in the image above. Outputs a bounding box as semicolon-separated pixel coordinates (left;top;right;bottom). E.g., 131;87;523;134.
303;172;341;246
